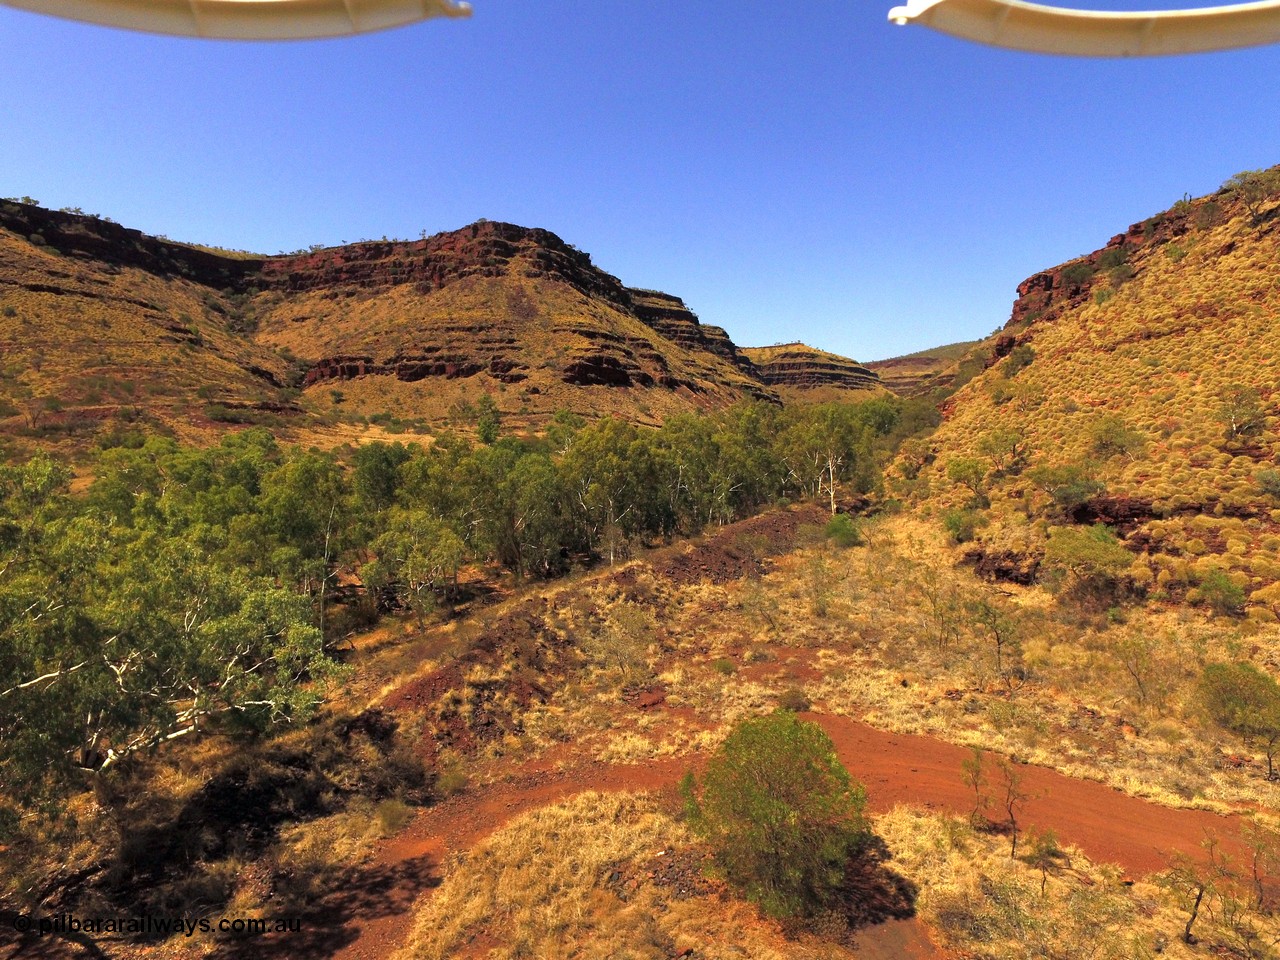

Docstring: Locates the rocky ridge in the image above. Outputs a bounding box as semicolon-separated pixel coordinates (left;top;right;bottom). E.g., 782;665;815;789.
0;202;885;448
740;342;882;399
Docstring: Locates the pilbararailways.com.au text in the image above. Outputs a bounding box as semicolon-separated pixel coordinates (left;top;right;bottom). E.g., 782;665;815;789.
12;913;303;937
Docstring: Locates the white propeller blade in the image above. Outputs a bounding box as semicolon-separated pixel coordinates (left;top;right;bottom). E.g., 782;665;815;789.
888;0;1280;56
0;0;470;39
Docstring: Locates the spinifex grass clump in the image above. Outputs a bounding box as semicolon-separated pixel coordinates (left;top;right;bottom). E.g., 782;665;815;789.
682;710;868;918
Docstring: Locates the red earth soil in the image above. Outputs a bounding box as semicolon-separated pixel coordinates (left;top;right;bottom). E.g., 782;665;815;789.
7;710;1256;960
197;713;1252;960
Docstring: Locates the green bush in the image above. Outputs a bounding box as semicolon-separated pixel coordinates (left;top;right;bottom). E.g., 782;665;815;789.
1194;199;1222;228
1028;463;1105;516
682;711;868;917
1060;262;1096;289
823;513;863;549
1043;524;1133;599
946;457;989;508
1257;469;1280;499
1002;344;1036;377
1097;248;1128;271
943;508;983;544
1195;569;1246;617
1089;414;1145;461
711;657;737;676
1199;662;1280;779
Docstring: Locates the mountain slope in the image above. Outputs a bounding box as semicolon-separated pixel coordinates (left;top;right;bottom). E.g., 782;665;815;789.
903;175;1280;611
0;205;899;453
866;338;988;398
249;221;775;428
0;201;293;449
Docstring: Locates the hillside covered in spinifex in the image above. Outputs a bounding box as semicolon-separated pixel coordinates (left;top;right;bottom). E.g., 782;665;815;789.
902;173;1280;613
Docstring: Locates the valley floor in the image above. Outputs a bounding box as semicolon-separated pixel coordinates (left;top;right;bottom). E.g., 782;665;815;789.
7;505;1279;960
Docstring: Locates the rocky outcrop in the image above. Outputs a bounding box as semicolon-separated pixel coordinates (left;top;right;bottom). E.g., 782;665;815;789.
628;288;757;374
304;351;528;386
0;199;263;286
1006;192;1213;331
740;343;881;393
961;545;1041;585
259;221;633;311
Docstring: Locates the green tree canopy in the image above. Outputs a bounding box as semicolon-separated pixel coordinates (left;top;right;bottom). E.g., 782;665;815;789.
1043;524;1133;599
683;710;868;918
0;455;339;808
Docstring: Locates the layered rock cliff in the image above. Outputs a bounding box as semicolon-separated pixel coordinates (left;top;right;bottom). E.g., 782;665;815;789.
3;204;890;445
739;343;882;401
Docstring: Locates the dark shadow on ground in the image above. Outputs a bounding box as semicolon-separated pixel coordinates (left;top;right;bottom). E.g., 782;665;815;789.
206;852;440;960
0;908;112;959
838;835;920;930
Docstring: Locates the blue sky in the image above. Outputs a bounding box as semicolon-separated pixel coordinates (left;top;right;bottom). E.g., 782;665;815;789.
2;1;1279;361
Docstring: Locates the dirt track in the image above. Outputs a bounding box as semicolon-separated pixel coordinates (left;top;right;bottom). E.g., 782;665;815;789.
10;715;1251;960
250;712;1252;960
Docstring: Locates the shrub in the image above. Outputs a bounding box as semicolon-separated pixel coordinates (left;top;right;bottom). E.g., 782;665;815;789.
776;687;811;712
1002;344;1036;377
1097;247;1128;271
1257;469;1280;499
1089;414;1145;461
1108;263;1135;286
943;508;983;544
1223;168;1280;224
682;711;868;917
823;513;863;549
946;457;989;508
1043;524;1133;599
374;798;414;837
711;657;737;676
1195;568;1246;617
1194;199;1222;228
976;429;1027;475
1027;463;1105;517
988;380;1016;406
1061;262;1096;289
1216;384;1266;443
1199;662;1280;779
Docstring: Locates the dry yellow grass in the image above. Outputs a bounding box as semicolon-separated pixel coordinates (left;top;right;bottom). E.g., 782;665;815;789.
621;515;1280;813
393;790;854;960
876;805;1279;959
901;193;1280;602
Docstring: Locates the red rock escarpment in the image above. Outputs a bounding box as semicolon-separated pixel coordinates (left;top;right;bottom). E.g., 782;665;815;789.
258;220;633;311
740;343;881;392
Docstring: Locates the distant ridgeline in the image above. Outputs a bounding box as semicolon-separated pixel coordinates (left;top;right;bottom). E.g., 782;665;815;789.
0;200;884;452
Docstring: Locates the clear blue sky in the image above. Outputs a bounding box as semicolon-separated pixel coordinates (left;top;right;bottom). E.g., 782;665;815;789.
2;1;1279;361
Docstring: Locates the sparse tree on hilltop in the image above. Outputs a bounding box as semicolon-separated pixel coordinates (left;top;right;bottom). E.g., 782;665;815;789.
1224;169;1280;225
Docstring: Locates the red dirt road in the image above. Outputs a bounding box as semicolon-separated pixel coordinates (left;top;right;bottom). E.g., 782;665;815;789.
813;714;1250;877
298;714;1252;960
15;713;1247;960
